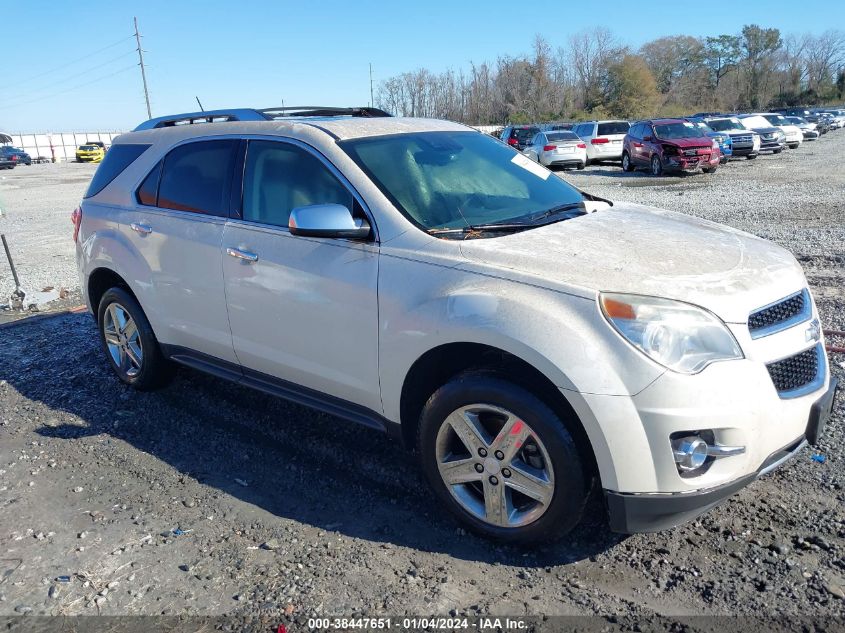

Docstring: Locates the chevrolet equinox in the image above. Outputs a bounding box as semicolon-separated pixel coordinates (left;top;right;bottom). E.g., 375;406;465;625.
74;106;838;543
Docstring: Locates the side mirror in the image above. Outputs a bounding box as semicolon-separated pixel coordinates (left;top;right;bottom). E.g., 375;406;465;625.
288;203;371;239
643;135;653;141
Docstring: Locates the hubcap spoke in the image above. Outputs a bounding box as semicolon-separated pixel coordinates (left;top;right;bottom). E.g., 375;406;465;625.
122;318;138;340
125;342;143;370
490;414;531;464
446;409;490;455
438;457;483;485
483;479;509;526
506;463;554;506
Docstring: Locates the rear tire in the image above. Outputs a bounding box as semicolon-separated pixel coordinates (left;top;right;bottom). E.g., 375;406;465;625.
788;143;799;149
621;152;634;172
576;163;585;170
417;371;588;544
97;287;174;391
746;154;758;160
773;148;782;154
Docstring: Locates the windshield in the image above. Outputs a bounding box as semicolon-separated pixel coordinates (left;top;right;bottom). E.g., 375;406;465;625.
341;131;585;234
763;114;786;125
80;145;98;150
653;122;706;139
707;118;745;131
741;115;772;129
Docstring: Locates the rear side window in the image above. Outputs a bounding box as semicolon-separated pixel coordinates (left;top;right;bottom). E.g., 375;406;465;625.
84;144;150;198
136;161;162;206
242;140;353;228
597;121;630;136
157;140;237;216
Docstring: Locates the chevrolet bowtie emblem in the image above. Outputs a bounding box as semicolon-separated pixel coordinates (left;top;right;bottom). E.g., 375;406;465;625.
806;319;821;343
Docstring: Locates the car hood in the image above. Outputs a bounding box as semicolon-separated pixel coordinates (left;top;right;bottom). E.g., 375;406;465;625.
655;137;713;148
746;125;781;135
458;203;806;324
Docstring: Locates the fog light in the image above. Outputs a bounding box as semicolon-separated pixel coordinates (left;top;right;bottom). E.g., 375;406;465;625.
673;437;709;472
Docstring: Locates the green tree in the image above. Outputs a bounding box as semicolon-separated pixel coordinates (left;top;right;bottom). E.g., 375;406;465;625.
740;25;782;108
703;34;741;89
604;54;659;119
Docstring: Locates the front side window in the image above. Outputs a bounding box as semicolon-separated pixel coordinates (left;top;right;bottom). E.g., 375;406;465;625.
341;131;585;234
157;140;237;216
241;140;354;228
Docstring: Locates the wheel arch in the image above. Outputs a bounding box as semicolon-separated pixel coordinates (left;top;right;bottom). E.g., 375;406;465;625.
398;342;599;480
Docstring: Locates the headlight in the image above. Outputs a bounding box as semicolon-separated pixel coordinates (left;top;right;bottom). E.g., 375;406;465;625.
599;293;743;374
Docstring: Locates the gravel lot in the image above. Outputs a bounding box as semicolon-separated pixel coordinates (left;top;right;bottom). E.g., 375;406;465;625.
0;132;843;628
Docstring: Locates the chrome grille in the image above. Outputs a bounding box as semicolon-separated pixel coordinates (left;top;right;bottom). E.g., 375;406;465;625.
730;134;753;144
748;289;810;338
766;345;822;397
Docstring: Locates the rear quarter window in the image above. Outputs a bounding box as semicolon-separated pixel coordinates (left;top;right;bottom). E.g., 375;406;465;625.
83;144;151;198
597;121;630;136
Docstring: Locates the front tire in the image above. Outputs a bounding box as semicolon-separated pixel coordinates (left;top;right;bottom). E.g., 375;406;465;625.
650;154;663;176
773;148;782;154
747;153;758;160
417;372;588;544
98;287;174;391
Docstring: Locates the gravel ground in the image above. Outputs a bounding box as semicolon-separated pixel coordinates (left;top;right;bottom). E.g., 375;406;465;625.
0;133;843;628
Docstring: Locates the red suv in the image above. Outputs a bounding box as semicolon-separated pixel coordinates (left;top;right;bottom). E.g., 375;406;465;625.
622;119;720;175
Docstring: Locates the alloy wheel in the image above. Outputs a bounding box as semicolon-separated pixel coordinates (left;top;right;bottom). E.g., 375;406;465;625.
103;302;143;377
434;404;555;528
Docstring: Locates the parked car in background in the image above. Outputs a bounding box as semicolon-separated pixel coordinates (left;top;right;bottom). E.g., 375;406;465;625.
759;113;803;149
523;130;587;169
500;125;540;151
813;109;844;129
622;119;720;175
571;120;630;164
75;106;837;542
0;146;32;165
737;115;786;153
783;116;819;141
0;154;15;169
76;143;106;163
685;118;732;163
704;117;760;159
691;111;722;118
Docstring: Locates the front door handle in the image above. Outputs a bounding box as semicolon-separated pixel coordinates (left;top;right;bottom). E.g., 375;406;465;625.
226;247;259;263
130;223;152;235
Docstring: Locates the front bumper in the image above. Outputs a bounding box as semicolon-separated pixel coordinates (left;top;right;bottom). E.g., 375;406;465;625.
665;153;719;171
606;376;838;533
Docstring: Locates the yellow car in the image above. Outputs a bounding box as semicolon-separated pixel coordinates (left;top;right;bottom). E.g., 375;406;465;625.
76;143;105;163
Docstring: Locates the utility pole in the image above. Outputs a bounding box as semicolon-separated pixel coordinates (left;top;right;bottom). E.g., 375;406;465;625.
134;17;152;119
369;63;374;107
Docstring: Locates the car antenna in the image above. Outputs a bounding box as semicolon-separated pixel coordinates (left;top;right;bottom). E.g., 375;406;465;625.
195;96;205;112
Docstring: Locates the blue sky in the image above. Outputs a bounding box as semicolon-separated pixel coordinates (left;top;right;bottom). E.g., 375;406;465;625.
1;0;841;132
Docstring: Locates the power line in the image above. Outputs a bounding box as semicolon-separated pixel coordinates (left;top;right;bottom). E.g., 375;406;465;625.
0;64;138;111
3;35;134;87
10;50;137;101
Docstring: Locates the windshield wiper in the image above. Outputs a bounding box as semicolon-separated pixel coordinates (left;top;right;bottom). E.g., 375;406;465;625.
525;202;588;225
428;222;534;236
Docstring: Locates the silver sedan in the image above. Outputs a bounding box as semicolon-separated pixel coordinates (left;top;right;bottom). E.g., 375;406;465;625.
523;131;587;169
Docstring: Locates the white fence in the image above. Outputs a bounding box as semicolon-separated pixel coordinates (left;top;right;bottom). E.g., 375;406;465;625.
2;131;126;162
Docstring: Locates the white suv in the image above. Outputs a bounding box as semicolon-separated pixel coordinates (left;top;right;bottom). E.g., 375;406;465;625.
74;107;838;543
571;120;630;164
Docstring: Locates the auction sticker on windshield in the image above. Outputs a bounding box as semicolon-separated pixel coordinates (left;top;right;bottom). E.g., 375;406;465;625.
511;153;550;180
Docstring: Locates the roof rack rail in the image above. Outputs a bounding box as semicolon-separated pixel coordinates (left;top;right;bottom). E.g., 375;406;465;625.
133;106;391;131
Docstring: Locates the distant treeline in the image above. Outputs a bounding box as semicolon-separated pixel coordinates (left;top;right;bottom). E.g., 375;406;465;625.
376;26;845;123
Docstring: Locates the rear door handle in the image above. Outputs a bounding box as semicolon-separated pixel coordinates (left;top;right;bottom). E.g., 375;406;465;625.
130;223;152;235
226;247;259;263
